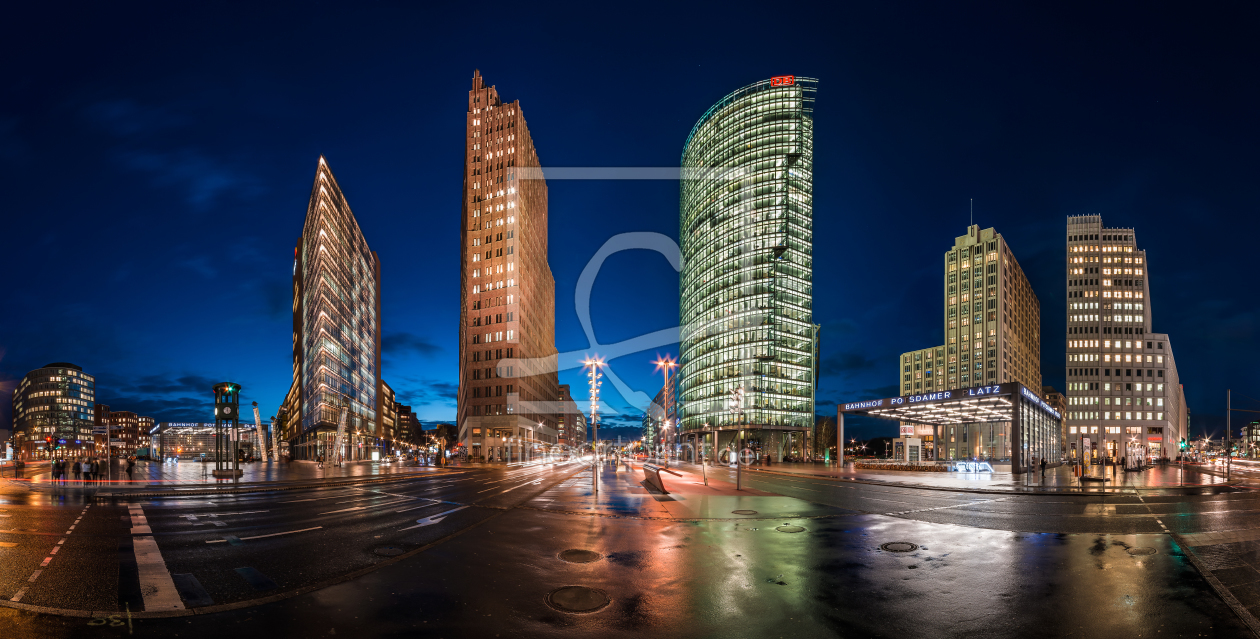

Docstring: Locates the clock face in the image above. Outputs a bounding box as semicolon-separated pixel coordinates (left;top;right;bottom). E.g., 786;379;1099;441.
223;406;232;415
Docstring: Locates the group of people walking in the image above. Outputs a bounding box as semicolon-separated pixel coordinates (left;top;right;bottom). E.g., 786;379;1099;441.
49;457;102;484
46;456;139;484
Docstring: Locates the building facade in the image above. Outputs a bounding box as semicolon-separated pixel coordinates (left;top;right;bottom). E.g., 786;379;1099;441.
11;363;96;460
154;423;258;460
900;226;1042;393
677;75;818;463
1063;215;1184;461
556;384;587;450
899;225;1043;463
643;382;677;451
289;156;388;462
457;70;560;459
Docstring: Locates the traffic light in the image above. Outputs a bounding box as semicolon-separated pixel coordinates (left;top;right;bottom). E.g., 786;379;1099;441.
1179;438;1187;451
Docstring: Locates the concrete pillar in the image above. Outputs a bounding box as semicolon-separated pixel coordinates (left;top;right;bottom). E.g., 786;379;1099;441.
838;412;845;466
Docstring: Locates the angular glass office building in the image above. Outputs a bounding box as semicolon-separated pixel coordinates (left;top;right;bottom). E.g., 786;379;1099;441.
290;156;385;461
678;76;818;461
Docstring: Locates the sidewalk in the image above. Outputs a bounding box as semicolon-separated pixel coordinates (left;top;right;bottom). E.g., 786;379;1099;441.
675;459;1241;494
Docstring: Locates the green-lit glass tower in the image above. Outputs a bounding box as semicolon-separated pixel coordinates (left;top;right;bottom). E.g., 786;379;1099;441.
678;76;818;462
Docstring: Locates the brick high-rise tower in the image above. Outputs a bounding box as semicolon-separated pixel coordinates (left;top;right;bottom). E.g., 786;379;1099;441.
457;70;559;460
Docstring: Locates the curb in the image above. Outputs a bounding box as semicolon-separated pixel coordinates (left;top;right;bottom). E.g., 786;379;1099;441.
1169;531;1260;639
735;466;1240;497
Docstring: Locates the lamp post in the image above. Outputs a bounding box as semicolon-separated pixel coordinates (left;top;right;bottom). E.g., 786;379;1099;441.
653;355;678;466
729;385;744;490
583;356;604;493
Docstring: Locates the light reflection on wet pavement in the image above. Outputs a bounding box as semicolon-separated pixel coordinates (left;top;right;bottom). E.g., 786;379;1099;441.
0;461;1251;638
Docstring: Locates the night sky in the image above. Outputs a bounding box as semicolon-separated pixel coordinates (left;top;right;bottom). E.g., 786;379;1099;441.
3;3;1259;442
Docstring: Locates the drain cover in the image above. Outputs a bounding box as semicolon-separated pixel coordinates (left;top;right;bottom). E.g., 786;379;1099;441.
374;546;405;557
732;510;758;515
558;549;603;563
1127;547;1158;556
880;542;918;552
775;525;806;533
546;586;611;613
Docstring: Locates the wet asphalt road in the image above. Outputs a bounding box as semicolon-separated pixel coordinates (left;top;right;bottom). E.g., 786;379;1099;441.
0;462;1254;638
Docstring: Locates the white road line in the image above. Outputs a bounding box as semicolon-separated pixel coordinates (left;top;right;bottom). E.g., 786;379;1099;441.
28;570;41;582
10;587;27;602
205;526;323;544
318;505;367;515
400;506;469;530
395;500;449;513
128;505;184;611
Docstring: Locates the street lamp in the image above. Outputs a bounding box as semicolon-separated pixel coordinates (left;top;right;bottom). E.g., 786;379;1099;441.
729;385;745;490
583;355;605;493
653;355;678;463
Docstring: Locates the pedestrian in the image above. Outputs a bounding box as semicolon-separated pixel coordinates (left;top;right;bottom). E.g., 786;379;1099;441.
126;456;136;481
1041;456;1047;477
72;458;82;484
91;457;100;483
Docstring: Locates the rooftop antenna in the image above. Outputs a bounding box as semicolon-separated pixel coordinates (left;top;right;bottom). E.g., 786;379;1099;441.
970;198;974;227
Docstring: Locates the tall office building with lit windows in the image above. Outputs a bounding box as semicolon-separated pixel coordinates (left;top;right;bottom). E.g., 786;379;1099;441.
1063;215;1184;462
11;363;96;460
677;76;818;462
289;156;388;462
897;226;1044;461
900;225;1042;400
457;70;560;460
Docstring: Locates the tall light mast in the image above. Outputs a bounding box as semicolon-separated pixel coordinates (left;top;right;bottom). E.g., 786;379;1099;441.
583;356;604;493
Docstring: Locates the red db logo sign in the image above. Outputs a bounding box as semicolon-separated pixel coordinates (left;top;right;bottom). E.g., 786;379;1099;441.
770;75;795;87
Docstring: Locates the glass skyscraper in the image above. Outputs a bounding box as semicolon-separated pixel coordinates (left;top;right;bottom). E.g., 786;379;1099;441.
678;76;818;461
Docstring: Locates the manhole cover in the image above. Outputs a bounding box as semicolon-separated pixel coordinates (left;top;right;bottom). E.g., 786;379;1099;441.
546;586;611;613
880;542;918;552
732;510;758;515
1127;547;1158;556
775;525;806;533
374;546;405;557
558;549;603;563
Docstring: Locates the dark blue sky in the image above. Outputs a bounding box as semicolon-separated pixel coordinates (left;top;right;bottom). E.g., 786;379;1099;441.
3;2;1259;442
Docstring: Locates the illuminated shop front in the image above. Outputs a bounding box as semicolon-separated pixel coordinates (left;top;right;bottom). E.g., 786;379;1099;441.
840;382;1062;473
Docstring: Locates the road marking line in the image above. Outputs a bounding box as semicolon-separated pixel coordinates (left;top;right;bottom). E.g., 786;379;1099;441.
49;547;59;555
205;526;322;544
128;505;184;611
40;557;52;566
57;539;65;545
318;506;367;515
395;499;448;513
400;506;469;530
28;570;41;582
10;588;27;601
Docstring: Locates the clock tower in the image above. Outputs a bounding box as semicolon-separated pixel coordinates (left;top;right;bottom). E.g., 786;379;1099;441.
212;382;244;478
